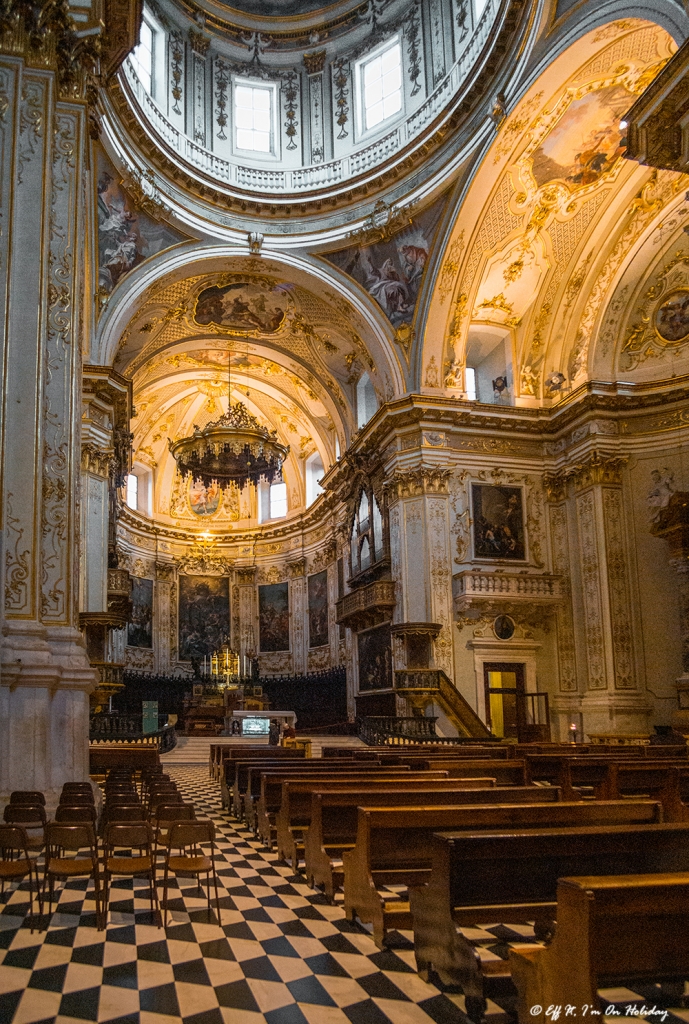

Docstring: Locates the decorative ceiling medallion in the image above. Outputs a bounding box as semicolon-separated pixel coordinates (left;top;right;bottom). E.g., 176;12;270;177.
169;401;289;491
655;288;689;343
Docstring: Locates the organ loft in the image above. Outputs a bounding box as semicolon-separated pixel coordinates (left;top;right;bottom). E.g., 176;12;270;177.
2;0;689;1020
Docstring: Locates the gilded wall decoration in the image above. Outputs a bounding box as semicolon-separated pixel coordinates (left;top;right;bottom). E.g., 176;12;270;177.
128;577;153;649
178;575;230;661
620;254;689;369
323;196;446;328
548;503;578;692
471;484;526;561
96;148;184;298
575;490;607;689
259;582;290;652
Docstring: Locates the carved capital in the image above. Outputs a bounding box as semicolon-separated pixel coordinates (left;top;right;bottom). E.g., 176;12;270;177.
81;442;113;478
543;471;568;504
386;467;452;499
236;566;257;585
303;49;326;74
570;452;628;491
155;561;175;581
287;558;306;579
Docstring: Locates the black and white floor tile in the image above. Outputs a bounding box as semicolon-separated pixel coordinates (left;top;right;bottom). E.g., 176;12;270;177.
1;767;688;1024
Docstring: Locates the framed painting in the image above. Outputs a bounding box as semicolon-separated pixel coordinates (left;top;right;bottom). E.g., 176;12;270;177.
357;623;392;692
178;575;230;661
308;570;329;648
471;484;526;561
259;582;290;652
128;577;153;649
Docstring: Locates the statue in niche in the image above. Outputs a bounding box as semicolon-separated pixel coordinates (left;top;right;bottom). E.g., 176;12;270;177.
647;468;676;521
444;359;463;389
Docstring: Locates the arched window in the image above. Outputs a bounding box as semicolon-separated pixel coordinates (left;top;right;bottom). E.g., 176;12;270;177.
126;474;138;511
305;452;324;507
356;373;377;428
258;479;288;522
350;487;385;577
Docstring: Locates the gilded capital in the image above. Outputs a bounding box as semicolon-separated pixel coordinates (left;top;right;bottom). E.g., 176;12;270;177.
386;467;452;499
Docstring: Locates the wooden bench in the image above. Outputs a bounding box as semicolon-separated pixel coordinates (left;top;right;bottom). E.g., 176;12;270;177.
263;771;450;854
215;745;305;786
219;750;306;809
305;784;560;900
89;744;160;772
410;821;689;1023
345;801;663;951
510;872;689;1022
526;756;689;809
234;762;416;826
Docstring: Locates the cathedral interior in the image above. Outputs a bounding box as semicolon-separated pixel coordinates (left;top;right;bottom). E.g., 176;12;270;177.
4;0;689;1020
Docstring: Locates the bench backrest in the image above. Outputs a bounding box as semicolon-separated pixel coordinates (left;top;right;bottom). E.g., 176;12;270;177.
313;784;556;840
273;772;453;817
359;801;663;869
436;822;689;909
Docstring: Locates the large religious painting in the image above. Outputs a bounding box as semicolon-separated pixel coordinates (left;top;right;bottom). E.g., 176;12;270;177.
259;582;290;652
530;85;632;191
178;575;230;661
308;571;329;648
323;196;446;328
655;290;689;343
128;578;153;649
358;624;392;692
193;279;289;333
472;484;526;561
96;148;183;296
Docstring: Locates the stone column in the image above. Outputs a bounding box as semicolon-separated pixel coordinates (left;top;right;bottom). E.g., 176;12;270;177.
650;492;689;685
386;467;454;676
288;559;307;675
0;49;96;804
155;562;175;673
567;453;650;735
236;567;257;677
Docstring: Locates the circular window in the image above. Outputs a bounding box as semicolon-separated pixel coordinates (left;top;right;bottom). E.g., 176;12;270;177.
493;615;515;641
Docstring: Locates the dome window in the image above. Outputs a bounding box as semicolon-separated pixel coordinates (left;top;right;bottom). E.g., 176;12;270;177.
359;38;403;133
234;81;275;155
129;16;155;95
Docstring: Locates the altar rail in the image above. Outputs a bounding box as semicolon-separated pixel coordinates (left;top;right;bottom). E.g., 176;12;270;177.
89;713;177;753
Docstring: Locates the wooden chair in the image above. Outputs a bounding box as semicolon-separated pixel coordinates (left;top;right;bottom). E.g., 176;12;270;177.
105;806;146;825
101;823;160;929
42;823;102;929
58;793;95;807
162;821;220;928
3;805;47;853
0;825;38;931
10;791;45;806
55;805;97;826
153;804;196;858
510;873;689;1021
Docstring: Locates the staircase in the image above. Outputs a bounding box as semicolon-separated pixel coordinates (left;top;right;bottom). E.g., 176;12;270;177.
394;669;493;739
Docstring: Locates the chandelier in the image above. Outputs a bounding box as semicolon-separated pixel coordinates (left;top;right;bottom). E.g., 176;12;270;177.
168;357;289;491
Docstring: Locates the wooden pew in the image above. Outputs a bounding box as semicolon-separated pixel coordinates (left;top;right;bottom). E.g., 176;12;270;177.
265;771;452;854
510;872;689;1022
305;784;561;900
216;745;305;788
345;801;663;951
89;744;160;772
410;821;689;1024
526;756;689;809
219;749;306;808
235;762;413;825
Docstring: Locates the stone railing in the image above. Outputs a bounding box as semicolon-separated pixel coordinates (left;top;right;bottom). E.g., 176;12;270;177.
118;0;503;197
453;570;564;611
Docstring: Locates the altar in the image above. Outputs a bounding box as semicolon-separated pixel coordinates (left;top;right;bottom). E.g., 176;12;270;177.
224;709;297;738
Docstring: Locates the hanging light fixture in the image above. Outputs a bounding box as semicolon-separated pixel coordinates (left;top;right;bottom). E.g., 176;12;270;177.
169;352;289;491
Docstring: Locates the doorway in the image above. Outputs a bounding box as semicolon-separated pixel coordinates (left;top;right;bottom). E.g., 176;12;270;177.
484;663;525;740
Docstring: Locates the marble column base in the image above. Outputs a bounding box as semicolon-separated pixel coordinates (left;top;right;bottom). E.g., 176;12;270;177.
0;621;96;811
578;691;653;740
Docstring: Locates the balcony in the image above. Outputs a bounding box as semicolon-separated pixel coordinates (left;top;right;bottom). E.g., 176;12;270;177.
453;570;564;613
336;580;396;631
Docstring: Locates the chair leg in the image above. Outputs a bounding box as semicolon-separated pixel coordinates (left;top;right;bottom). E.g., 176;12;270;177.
162;864;170;929
212;866;221;926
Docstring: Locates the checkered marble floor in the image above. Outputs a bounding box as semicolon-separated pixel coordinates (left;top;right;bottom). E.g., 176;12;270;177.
1;766;689;1024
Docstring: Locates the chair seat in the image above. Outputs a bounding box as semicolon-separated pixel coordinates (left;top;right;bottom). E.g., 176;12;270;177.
106;855;153;874
47;857;95;876
0;858;31;879
167;855;212;873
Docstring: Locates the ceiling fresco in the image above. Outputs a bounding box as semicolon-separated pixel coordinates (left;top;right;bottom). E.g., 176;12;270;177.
422;18;679;403
114;258;398;529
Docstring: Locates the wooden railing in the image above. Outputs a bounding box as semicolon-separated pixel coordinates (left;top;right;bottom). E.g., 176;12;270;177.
394;669;493;739
89;713;177;753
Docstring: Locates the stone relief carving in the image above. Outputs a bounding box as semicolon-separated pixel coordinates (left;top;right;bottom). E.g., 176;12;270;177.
576;489;607;689
647;468;675;521
602;487;635;689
